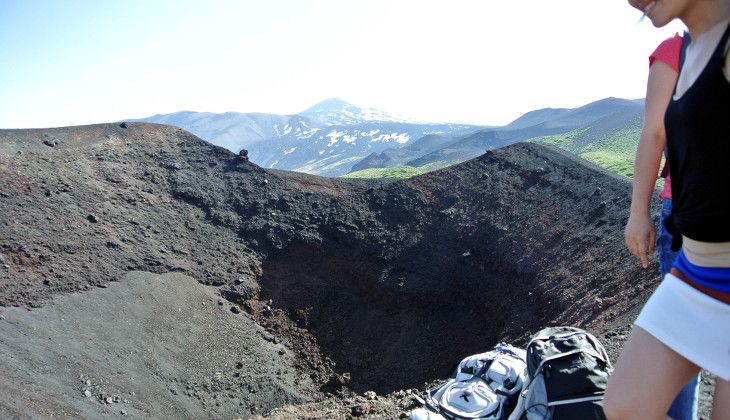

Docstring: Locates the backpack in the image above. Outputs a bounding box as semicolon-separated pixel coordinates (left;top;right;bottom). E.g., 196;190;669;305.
507;327;613;420
411;344;527;420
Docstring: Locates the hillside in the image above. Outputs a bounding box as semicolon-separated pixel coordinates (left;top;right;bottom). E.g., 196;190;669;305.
529;110;643;178
349;98;645;179
0;123;714;418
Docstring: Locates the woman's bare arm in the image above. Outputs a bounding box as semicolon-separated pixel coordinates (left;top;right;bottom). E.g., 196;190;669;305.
624;60;678;268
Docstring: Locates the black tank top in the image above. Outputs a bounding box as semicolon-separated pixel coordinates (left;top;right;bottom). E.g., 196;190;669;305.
664;22;730;244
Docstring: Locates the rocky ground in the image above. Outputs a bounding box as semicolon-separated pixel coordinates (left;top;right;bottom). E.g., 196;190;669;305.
0;272;315;418
0;123;715;418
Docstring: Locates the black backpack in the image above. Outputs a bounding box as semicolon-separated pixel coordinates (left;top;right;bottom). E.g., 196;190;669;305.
507;327;612;420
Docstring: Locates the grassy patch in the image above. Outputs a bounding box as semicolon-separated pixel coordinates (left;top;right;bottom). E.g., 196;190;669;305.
579;151;634;178
341;166;426;179
530;128;587;148
531;125;641;179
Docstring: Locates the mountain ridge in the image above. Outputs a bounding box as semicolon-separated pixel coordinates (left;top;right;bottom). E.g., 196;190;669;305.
352;97;645;177
130;97;644;178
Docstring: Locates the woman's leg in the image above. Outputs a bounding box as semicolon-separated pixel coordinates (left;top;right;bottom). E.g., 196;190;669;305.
712;378;730;420
603;326;700;420
658;199;700;420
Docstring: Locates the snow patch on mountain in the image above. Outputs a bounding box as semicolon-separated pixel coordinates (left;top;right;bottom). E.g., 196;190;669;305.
300;98;419;126
298;128;322;139
371;133;410;144
326;130;345;146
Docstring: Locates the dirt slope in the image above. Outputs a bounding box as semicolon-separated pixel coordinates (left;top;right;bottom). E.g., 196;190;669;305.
0;271;314;419
0;123;714;418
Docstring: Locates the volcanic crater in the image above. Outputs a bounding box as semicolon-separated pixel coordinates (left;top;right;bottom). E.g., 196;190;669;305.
0;123;714;418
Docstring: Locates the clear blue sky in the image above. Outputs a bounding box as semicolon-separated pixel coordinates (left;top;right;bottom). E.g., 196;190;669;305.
0;0;685;129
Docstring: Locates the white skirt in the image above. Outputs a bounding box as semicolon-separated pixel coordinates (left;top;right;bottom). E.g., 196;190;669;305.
635;273;730;381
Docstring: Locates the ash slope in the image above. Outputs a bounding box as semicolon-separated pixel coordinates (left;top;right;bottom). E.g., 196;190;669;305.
0;271;312;419
1;123;661;417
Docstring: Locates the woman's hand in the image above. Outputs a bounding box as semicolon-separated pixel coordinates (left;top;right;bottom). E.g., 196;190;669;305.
625;213;656;269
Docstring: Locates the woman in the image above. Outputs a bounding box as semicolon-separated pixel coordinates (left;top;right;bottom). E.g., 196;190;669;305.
625;31;700;420
605;0;730;419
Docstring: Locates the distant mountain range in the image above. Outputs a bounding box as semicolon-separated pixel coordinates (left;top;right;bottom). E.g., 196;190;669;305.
130;98;482;176
129;97;644;177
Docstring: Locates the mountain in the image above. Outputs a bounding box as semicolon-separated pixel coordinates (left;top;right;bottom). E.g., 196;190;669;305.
298;97;418;126
350;97;645;177
248;120;480;176
502;97;642;131
130;99;484;177
128;110;301;152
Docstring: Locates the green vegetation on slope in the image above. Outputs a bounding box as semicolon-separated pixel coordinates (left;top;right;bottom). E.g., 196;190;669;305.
342;160;456;179
345;118;645;181
341;166;426;179
578;151;634;178
532;128;589;148
530;124;642;179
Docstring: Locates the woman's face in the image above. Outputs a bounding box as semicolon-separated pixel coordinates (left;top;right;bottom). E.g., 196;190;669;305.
629;0;689;27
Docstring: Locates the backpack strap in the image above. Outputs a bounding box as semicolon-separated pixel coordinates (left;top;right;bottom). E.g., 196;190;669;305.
547;395;605;407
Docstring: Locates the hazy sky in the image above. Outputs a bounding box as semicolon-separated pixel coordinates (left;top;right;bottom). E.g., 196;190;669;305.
0;0;685;129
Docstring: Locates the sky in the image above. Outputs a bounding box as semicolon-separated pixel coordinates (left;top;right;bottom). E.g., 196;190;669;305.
0;0;686;129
